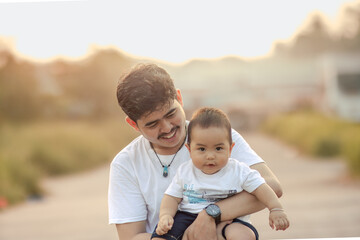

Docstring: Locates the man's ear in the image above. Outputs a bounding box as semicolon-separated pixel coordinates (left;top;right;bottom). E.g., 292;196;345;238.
185;143;191;152
125;116;139;131
176;89;183;106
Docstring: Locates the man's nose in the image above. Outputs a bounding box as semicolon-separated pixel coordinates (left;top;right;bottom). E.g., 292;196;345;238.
159;119;172;133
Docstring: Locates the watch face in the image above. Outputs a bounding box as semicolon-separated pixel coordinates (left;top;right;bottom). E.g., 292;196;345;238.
206;204;220;217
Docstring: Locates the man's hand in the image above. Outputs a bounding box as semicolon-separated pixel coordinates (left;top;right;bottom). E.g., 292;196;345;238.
182;210;217;240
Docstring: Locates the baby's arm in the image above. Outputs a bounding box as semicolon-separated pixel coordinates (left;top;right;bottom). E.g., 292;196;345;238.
251;183;290;231
156;194;182;235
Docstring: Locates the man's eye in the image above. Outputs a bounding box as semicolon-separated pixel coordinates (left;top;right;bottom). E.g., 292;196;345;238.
148;123;158;128
166;111;176;118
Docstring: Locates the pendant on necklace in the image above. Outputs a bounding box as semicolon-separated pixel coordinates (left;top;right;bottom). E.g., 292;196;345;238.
163;165;168;177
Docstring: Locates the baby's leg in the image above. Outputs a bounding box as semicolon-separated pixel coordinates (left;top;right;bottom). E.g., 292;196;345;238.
151;211;197;240
221;219;259;240
216;221;231;240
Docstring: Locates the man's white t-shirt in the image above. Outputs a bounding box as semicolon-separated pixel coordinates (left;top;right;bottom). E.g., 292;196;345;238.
165;158;266;223
108;128;264;233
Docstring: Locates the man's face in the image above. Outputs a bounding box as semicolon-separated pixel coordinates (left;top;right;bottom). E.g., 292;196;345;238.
135;99;187;155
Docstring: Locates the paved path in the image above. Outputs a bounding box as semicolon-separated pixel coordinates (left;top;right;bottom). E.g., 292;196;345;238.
0;166;117;240
0;133;359;240
247;133;360;239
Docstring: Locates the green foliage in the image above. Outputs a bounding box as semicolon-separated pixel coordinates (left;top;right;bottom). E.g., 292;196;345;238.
0;120;138;205
262;111;338;156
28;123;112;176
0;125;42;204
0;48;139;206
0;155;42;204
341;127;360;176
262;111;360;176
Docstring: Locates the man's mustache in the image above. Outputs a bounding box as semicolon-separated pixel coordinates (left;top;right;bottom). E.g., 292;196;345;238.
158;126;179;139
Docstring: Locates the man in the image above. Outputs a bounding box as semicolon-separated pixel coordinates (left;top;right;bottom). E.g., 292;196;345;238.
108;63;282;240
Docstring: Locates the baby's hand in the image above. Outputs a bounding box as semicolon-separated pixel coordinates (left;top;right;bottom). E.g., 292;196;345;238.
269;210;290;231
156;215;174;235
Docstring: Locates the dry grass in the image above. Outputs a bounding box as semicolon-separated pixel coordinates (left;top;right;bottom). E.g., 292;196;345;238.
0;119;138;205
262;110;360;176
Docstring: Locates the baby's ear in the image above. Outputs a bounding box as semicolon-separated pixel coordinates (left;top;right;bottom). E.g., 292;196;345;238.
185;143;191;152
229;142;235;153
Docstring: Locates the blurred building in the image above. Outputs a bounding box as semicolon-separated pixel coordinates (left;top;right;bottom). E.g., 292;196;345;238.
174;54;360;130
321;52;360;122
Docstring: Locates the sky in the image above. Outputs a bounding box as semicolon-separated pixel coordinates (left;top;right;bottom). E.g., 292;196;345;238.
0;0;359;63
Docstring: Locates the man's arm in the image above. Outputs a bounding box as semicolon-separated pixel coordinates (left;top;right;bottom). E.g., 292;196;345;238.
218;162;282;220
116;221;151;240
251;162;283;197
183;162;282;240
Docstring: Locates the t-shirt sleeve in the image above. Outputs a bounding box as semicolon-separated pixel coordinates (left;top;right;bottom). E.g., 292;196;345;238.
230;128;264;166
108;153;147;224
240;163;266;193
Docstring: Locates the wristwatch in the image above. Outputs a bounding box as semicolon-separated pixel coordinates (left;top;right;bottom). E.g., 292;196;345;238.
205;204;221;224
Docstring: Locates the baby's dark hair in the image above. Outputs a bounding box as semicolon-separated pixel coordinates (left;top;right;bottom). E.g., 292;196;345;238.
116;63;177;122
187;107;232;144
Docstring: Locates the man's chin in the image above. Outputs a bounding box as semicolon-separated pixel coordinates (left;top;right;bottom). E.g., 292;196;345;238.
158;138;180;148
160;135;185;150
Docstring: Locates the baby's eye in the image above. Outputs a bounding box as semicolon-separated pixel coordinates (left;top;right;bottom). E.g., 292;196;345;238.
216;147;223;151
198;147;205;152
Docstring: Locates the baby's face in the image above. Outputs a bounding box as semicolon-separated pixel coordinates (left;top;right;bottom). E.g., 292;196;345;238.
187;126;233;175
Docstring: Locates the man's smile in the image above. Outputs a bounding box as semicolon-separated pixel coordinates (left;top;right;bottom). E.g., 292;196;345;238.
158;126;179;139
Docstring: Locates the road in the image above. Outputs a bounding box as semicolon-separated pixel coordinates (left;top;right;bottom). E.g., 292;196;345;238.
0;132;359;240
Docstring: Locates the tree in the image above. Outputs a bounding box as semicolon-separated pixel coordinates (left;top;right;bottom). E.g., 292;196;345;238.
0;52;41;121
337;2;360;51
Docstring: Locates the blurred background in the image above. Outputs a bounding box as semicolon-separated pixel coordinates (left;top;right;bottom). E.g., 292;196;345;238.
0;0;359;239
